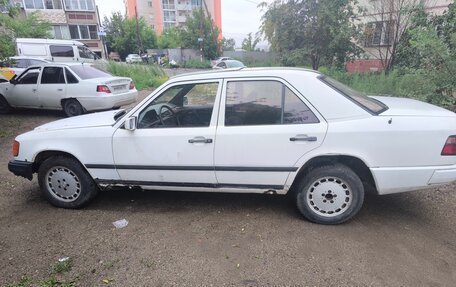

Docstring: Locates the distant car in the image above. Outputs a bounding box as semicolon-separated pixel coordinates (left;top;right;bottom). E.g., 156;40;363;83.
0;63;137;117
212;59;245;69
0;56;51;81
125;54;142;64
7;68;456;225
211;56;233;66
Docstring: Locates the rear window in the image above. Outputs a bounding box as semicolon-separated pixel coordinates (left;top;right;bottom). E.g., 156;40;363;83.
69;65;111;79
319;76;388;114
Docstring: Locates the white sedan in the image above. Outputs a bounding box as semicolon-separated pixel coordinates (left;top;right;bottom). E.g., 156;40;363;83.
0;63;137;116
7;68;456;224
125;54;142;64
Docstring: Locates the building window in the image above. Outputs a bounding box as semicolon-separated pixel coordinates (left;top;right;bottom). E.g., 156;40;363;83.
50;25;71;39
364;21;393;47
162;0;175;10
148;1;152;7
191;0;201;7
64;0;94;11
163;10;176;22
24;0;44;9
69;24;98;40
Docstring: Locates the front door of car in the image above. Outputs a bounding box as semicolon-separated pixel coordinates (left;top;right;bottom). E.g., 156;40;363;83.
112;80;222;186
6;67;41;108
37;66;67;109
214;78;328;189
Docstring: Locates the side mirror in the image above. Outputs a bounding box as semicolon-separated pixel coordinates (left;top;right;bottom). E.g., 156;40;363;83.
124;116;137;131
9;78;17;85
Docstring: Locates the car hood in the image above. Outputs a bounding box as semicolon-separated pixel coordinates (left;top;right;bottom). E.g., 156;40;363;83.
34;110;121;131
372;96;455;117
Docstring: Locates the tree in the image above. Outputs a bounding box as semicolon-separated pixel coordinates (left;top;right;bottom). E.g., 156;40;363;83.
362;0;428;72
260;0;361;70
157;27;182;48
179;9;220;60
241;32;260;51
103;12;157;60
221;37;236;51
0;1;51;59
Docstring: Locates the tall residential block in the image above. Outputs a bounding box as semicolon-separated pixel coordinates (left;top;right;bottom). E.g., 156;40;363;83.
124;0;222;36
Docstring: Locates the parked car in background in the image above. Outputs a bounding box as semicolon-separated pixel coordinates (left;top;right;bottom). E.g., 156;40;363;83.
7;68;456;224
211;56;233;66
16;38;99;63
0;56;51;82
125;54;142;64
212;59;245;69
0;63;137;116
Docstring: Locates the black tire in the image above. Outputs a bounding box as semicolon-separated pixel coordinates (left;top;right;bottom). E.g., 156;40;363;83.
295;164;364;225
0;95;12;114
63;99;84;117
38;156;99;208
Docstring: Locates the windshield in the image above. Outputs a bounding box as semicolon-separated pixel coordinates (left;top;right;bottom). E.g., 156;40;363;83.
69;65;111;80
319;76;388;114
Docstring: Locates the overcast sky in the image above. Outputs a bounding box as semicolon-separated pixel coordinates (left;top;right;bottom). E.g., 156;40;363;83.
95;0;273;48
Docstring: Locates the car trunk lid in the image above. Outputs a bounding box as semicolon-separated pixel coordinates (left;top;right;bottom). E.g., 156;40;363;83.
373;96;455;117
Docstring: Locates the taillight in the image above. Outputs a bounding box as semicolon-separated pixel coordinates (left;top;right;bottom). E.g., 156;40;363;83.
96;85;111;93
129;81;135;90
441;135;456;156
12;140;19;157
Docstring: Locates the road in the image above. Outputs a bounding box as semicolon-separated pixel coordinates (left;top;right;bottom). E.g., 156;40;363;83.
0;89;455;286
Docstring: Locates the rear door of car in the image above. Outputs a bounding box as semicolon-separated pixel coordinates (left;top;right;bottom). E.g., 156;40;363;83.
214;77;328;189
37;66;67;109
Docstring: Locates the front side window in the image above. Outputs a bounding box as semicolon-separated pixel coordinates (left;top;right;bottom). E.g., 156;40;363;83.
17;68;40;84
225;80;319;126
138;82;219;128
50;45;74;57
41;67;65;84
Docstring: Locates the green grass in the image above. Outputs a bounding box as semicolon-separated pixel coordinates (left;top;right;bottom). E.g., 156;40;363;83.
182;58;212;69
99;61;168;90
5;259;77;287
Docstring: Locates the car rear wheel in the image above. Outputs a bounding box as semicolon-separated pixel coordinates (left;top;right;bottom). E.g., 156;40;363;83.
38;156;98;208
0;95;12;114
63;99;84;117
295;164;364;225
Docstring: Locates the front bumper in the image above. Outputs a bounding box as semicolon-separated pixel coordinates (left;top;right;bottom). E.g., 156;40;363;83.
8;160;33;180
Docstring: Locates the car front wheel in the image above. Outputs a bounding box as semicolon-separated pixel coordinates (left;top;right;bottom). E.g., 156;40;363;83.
38;156;98;208
295;164;364;225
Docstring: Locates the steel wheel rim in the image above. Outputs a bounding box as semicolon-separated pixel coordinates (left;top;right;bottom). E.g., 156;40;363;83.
66;104;78;116
45;166;81;202
306;176;352;217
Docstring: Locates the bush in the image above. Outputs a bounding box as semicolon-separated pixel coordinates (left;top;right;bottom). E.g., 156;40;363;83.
99;61;168;90
182;58;212;69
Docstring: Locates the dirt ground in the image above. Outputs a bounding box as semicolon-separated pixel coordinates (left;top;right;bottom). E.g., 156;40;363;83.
1;89;456;287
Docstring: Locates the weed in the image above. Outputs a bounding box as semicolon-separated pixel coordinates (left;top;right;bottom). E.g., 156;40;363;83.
4;276;32;287
52;258;73;274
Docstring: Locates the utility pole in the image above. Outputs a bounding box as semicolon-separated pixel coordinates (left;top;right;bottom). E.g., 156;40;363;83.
199;0;204;61
96;5;108;59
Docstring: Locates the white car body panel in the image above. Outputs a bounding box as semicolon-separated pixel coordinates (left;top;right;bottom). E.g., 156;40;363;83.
10;68;456;198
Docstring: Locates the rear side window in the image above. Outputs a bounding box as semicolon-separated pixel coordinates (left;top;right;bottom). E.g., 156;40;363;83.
69;65;111;79
50;45;74;57
41;67;65;84
225;80;319;126
65;68;79;83
12;59;28;68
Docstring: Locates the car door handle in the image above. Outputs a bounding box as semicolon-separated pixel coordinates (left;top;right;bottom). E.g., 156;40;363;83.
290;135;317;142
57;88;63;91
32;89;37;92
188;137;213;144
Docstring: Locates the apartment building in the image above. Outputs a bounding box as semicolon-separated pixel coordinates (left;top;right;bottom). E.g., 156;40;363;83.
124;0;221;36
349;0;453;72
7;0;104;58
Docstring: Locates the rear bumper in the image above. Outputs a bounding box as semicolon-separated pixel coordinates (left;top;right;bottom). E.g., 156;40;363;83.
371;164;456;195
8;160;33;180
78;90;138;111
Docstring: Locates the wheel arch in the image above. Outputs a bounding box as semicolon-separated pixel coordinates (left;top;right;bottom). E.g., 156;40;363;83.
289;155;378;195
33;150;86;174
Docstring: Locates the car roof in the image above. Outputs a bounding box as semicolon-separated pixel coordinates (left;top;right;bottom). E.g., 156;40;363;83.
10;56;50;62
171;67;321;81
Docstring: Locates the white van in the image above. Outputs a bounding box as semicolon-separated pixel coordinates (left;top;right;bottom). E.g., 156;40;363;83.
16;38;100;63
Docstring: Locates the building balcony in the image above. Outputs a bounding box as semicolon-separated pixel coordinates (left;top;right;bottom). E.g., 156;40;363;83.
162;4;175;10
